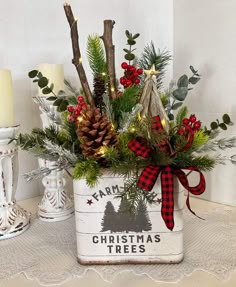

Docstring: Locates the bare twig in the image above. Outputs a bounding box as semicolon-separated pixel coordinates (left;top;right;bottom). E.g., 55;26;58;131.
63;3;94;106
101;20;117;99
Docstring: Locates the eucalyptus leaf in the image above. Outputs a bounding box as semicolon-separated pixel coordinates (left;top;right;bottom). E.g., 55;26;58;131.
190;65;197;74
50;83;54;91
28;70;38;78
168;113;174;120
58;100;68;112
123;48;130;53
57;90;66;98
46;96;57;101
172;87;188;101
127;39;136;45
219;123;227;130
223;114;231;125
42;87;52;95
189;76;200;85
38;77;49;88
125;53;135;61
177;75;188;88
210;122;218;130
132;33;140;39
53;98;63;107
171;102;183;110
37;72;43;78
125;30;130;38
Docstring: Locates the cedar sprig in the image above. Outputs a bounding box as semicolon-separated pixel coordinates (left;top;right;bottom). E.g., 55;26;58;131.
87;34;107;76
138;42;171;88
73;160;101;187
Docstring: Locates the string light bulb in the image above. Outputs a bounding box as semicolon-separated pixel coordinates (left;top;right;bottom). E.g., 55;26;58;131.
77;116;83;123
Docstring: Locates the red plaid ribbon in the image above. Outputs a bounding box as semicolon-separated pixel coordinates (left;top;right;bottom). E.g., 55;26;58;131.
137;164;205;230
128;116;206;231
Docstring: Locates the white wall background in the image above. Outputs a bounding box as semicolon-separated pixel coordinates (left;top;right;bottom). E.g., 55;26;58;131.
174;0;236;205
0;0;173;200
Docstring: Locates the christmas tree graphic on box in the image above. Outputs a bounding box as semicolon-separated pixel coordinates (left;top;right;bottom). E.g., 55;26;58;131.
101;199;152;233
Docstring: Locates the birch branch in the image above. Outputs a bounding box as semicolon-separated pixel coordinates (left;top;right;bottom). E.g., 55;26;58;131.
63;3;94;106
101;20;117;100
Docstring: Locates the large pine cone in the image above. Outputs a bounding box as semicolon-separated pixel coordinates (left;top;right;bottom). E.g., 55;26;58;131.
77;105;118;161
93;76;106;108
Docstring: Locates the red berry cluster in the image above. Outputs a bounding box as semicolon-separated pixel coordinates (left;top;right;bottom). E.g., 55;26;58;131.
120;62;143;88
178;114;201;136
67;96;87;123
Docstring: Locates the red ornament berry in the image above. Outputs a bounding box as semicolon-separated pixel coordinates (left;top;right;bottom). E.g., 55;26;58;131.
134;78;140;85
193;120;201;130
126;80;132;87
67;105;74;113
77;96;84;103
183;118;190;125
178;128;185;136
121;62;128;69
67;115;74;122
189;114;197;123
73;109;81;117
137;68;143;75
130;66;136;73
120;77;126;85
127;65;132;70
81;102;87;108
133;72;139;78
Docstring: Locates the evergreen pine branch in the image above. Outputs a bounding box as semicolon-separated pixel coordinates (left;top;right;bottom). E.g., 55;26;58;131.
197;136;236;152
103;93;115;124
138;42;171;88
118;104;143;133
87;34;107;76
73;160;101;187
175;106;188;125
24;167;52;182
173;153;216;171
33;96;62;126
191;129;209;150
43;139;78;166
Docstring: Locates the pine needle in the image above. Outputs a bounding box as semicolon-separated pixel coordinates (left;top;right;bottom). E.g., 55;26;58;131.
87;34;107;76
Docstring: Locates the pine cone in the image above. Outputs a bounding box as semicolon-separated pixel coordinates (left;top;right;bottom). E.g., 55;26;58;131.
93;76;106;108
77;105;118;161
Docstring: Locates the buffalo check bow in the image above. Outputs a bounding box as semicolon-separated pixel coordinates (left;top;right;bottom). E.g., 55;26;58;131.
128;116;206;231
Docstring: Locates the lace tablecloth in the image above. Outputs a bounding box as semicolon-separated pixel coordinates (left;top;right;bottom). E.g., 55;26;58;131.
0;207;235;286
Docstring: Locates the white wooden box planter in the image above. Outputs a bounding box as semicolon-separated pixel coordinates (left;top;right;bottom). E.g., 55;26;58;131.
74;172;184;265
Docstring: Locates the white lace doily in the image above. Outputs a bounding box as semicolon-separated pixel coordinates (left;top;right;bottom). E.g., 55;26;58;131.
0;207;236;286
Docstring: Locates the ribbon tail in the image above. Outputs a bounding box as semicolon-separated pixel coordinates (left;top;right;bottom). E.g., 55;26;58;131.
161;167;174;231
137;165;161;191
174;167;206;221
186;192;205;220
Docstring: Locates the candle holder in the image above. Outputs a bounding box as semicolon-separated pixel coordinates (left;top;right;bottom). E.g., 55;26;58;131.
0;125;30;240
37;97;74;222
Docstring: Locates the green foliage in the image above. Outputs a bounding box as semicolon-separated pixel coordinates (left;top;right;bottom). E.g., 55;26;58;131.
173;152;216;171
28;70;70;111
87;34;107;76
172;66;200;102
175;106;188;125
111;86;139;127
191;130;209;150
205;114;233;135
124;30;140;63
73;160;101;186
138;42;171;88
28;70;55;96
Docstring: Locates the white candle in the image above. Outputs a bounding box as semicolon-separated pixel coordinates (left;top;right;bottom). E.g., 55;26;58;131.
0;69;14;127
37;64;64;96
